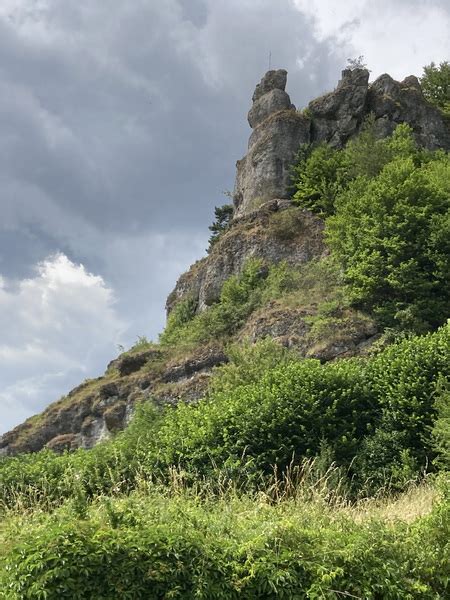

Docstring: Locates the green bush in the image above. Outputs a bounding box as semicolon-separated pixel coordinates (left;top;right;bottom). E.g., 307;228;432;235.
154;324;449;489
290;121;449;332
420;61;450;117
291;142;348;215
1;487;448;599
1;324;448;508
291;119;420;216
432;376;450;469
326;148;450;331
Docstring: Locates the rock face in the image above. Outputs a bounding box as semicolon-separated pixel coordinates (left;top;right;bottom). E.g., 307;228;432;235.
233;68;449;218
168;64;449;317
233;70;310;218
0;345;229;456
367;74;450;149
166;204;327;315
238;305;378;361
308;68;370;146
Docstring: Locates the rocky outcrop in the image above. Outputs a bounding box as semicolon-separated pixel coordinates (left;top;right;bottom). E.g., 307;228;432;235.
238;304;378;361
308;68;369;146
233;67;449;218
1;64;448;458
367;74;450;149
108;348;161;377
233;70;310;218
161;349;228;383
166;204;326;314
0;344;228;456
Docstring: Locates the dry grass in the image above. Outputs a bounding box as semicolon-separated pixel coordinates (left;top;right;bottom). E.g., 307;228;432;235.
351;481;438;524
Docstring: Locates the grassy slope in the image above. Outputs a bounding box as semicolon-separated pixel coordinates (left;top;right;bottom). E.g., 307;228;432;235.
0;323;448;597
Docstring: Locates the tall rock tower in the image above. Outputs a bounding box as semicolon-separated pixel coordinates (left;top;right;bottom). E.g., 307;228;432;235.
233;67;449;219
233;70;310;217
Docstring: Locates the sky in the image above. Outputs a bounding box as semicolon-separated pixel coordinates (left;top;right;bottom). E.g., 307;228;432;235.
0;0;449;435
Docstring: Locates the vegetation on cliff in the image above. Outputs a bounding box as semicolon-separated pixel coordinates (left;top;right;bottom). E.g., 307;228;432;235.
1;323;448;507
292;122;450;332
420;61;450;117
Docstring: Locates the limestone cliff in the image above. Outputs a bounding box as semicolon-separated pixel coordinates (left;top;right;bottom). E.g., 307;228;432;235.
1;66;448;457
233;69;310;217
233;68;449;217
166;202;326;314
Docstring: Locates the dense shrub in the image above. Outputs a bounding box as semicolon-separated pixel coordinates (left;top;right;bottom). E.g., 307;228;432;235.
327;148;449;331
291;143;348;215
291;119;419;216
152;324;449;490
151;357;372;480
1;324;448;507
267;206;306;240
292;120;449;331
432;377;450;469
420;61;450;117
1;488;448;599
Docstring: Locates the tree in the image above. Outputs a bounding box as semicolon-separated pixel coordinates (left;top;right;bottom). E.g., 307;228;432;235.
207;204;233;250
291;118;415;216
346;55;368;70
326;146;450;332
291;143;348;215
420;61;450;117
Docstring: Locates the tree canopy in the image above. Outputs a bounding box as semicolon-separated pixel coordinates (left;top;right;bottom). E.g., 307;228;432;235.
420;61;450;117
292;121;450;332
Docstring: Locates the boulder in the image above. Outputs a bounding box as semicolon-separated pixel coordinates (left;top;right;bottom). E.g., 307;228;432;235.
45;433;79;453
108;348;160;377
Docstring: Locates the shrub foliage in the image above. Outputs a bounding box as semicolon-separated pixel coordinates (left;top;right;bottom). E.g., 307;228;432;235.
420;60;450;117
291;121;450;332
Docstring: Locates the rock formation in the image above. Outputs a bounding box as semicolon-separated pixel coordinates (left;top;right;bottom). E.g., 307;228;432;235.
233;67;449;218
233;69;310;218
166;204;326;314
1;65;448;457
366;73;450;148
308;67;370;146
0;344;228;455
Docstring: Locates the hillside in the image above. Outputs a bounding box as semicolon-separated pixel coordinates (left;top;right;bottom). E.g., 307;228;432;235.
0;65;449;598
1;66;448;456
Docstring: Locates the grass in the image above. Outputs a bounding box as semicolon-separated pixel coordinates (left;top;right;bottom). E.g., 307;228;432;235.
0;322;448;596
0;467;447;599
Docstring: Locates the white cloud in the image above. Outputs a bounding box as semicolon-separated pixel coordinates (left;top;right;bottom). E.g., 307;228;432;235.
0;254;125;433
294;0;450;80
